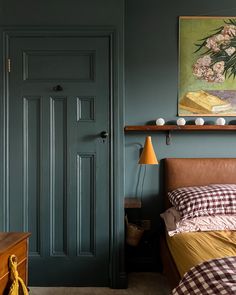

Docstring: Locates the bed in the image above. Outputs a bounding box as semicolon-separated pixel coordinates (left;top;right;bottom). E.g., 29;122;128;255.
160;158;236;292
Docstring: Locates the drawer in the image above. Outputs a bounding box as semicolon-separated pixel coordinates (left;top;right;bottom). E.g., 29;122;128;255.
0;259;26;295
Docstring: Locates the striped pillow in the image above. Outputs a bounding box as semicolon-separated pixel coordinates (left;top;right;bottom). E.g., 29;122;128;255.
168;184;236;220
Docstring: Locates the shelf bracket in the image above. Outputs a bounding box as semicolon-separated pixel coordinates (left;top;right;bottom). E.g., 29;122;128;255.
166;131;171;145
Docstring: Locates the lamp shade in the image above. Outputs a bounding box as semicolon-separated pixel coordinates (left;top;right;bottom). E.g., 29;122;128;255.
138;136;158;165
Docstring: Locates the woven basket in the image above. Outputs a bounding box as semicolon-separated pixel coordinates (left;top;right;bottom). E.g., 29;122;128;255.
125;215;144;247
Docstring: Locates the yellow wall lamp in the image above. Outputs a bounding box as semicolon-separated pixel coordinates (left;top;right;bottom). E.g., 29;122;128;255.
138;136;158;165
125;136;158;247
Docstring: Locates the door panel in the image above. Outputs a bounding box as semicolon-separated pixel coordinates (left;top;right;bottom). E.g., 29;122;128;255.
8;36;110;286
24;50;95;81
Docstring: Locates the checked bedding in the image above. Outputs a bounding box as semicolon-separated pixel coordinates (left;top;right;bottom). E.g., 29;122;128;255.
172;256;236;295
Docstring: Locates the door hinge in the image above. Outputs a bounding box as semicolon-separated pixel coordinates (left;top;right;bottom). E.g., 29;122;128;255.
7;58;11;73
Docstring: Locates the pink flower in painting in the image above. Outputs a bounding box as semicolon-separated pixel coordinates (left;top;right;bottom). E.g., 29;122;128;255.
192;60;225;83
221;24;236;37
212;61;225;74
222;34;231;42
204;68;215;82
193;19;236;83
196;55;211;66
214;74;225;83
206;37;220;52
192;66;205;78
206;34;231;52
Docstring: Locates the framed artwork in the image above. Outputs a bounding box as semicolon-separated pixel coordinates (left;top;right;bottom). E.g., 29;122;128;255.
179;16;236;116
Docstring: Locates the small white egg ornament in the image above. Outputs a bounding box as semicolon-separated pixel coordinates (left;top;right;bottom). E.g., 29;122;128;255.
177;118;186;126
215;117;226;125
195;118;205;125
156;118;165;126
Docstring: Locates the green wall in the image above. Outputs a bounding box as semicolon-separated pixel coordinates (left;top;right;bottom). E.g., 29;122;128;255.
125;0;236;255
0;0;124;26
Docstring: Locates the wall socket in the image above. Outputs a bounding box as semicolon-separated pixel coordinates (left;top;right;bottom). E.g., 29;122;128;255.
141;219;151;231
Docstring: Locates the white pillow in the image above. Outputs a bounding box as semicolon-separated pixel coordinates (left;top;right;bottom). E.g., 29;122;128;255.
160;207;236;236
160;207;181;231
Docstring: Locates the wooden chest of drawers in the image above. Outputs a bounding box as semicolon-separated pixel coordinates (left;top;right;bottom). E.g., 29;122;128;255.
0;232;30;294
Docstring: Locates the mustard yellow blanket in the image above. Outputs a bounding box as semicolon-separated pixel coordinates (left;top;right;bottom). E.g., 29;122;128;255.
166;230;236;277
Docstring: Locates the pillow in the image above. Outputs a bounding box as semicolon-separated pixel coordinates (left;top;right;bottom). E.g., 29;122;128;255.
160;207;181;231
168;184;236;220
160;207;236;236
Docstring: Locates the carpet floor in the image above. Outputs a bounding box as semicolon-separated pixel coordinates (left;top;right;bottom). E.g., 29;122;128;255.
29;272;172;295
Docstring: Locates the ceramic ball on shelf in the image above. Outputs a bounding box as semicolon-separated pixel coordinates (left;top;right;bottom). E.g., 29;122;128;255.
215;117;226;125
176;118;186;126
195;118;205;125
156;118;165;126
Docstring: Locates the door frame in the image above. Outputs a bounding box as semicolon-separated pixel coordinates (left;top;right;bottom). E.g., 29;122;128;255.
0;27;125;288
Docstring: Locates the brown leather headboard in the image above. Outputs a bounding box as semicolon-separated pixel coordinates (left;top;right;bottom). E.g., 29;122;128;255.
164;158;236;208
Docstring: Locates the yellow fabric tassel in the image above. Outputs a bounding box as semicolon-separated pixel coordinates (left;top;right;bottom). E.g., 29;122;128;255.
8;255;28;295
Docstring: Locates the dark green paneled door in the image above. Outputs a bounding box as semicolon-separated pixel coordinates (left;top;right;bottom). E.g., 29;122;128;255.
8;35;110;286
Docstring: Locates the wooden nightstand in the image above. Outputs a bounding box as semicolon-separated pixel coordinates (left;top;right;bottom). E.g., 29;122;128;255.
0;232;31;294
124;198;160;272
124;197;142;209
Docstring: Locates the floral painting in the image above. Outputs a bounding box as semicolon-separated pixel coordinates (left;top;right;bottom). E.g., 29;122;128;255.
179;16;236;116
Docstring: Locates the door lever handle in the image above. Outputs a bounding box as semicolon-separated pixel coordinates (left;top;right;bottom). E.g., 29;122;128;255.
100;131;109;139
53;85;63;92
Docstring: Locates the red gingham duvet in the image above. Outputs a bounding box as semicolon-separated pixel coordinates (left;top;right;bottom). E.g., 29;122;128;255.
172;256;236;295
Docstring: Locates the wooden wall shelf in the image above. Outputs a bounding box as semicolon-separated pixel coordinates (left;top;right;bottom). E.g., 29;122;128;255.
124;125;236;132
124;125;236;144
